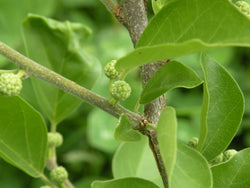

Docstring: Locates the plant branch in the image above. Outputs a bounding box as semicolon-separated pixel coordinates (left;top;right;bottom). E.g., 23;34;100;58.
114;1;168;187
0;42;141;125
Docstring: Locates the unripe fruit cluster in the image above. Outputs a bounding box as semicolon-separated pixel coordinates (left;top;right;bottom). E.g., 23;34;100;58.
210;149;238;166
0;73;22;97
235;1;250;18
50;166;68;184
104;60;120;79
187;137;199;149
47;132;63;148
111;80;131;101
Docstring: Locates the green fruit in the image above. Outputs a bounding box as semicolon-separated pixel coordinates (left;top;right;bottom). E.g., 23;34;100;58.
104;60;120;79
235;1;250;18
187;137;199;149
210;153;224;166
111;80;131;101
50;166;68;184
223;149;238;161
47;132;63;147
0;73;22;96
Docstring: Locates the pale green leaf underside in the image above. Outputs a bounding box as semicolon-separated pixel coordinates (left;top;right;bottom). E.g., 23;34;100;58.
170;142;212;188
112;137;163;187
116;0;250;72
198;54;244;160
157;106;177;182
211;148;250;188
140;61;202;104
114;114;141;142
92;177;159;188
22;14;101;124
0;96;47;177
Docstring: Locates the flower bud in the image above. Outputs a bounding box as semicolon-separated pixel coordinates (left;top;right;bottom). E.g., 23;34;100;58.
104;60;120;79
0;73;22;96
210;153;224;166
111;80;131;101
187;137;199;149
235;1;250;18
223;149;238;161
47;132;63;148
50;166;68;184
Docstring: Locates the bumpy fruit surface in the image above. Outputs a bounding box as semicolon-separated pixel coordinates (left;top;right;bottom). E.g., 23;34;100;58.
104;60;120;79
235;1;250;18
223;149;238;161
187;137;199;149
0;73;22;96
210;153;224;166
111;80;131;101
47;132;63;147
50;166;68;184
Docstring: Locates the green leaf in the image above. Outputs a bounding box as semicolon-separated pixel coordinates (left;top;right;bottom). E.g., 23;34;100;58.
116;0;250;72
0;96;47;177
170;142;212;188
92;177;159;188
112;136;163;188
157;106;177;181
114;114;141;142
198;54;244;160
0;0;55;46
87;108;119;153
22;14;101;124
140;61;202;104
211;148;250;188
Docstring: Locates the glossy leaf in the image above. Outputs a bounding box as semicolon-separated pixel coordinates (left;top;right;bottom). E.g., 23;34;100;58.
170;142;212;188
211;148;250;188
116;0;250;72
0;96;47;177
92;177;159;188
87;108;119;153
112;137;163;188
114;114;141;142
140;61;202;104
198;54;244;160
157;106;177;182
22;14;101;124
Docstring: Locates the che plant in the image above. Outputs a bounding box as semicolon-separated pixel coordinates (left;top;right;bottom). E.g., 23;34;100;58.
0;0;250;188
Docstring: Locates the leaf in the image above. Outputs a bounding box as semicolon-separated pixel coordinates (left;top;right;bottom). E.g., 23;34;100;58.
22;14;101;124
112;136;163;188
92;177;159;188
0;0;55;47
0;96;47;177
211;148;250;188
157;106;177;182
87;108;119;153
170;142;212;188
116;0;250;72
198;54;244;160
114;114;141;142
140;61;202;104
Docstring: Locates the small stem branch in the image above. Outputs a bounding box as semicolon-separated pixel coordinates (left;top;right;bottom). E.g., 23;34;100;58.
0;42;141;125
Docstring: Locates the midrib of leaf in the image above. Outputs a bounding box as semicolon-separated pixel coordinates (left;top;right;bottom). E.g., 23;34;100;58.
0;139;42;176
51;23;70;122
201;88;242;153
175;2;217;43
19;102;32;164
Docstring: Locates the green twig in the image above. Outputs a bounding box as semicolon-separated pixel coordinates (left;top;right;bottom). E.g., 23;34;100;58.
0;42;142;125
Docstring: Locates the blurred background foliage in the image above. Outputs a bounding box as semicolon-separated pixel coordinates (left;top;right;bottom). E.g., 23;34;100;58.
0;0;249;187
